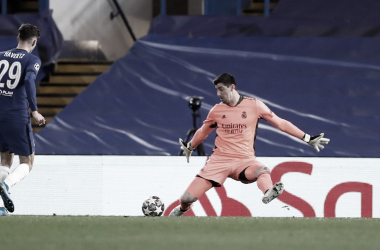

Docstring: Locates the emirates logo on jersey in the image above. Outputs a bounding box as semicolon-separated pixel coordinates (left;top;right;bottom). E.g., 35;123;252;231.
241;111;247;119
221;123;247;134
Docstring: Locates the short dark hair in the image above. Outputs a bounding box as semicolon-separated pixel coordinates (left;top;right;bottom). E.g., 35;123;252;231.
18;23;40;42
213;73;236;89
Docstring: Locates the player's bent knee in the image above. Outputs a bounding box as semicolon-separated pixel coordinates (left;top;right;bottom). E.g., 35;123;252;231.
255;166;271;178
239;166;271;183
180;191;198;205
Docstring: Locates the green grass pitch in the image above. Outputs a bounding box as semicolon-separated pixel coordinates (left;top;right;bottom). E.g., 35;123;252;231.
1;216;379;250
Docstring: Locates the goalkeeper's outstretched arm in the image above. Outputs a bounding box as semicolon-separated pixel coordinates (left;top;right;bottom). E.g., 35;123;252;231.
263;112;330;152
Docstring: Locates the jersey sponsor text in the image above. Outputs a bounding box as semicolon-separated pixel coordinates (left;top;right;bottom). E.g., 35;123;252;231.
221;123;247;134
0;89;13;97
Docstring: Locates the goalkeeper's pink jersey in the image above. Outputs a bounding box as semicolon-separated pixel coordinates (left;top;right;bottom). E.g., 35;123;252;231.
190;96;304;158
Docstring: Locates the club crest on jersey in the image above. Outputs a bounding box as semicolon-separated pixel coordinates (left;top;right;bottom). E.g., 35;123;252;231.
34;63;40;71
241;111;247;119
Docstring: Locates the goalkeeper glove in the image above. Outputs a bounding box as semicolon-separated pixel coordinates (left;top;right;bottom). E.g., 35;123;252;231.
179;138;195;163
302;133;330;152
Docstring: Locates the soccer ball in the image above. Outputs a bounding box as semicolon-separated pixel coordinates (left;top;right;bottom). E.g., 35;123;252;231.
142;196;165;216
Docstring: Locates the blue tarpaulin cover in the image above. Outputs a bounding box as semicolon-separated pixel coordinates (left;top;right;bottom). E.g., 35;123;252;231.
34;34;380;157
34;0;380;156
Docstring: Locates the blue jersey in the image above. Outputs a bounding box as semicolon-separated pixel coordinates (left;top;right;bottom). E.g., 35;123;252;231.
0;48;41;123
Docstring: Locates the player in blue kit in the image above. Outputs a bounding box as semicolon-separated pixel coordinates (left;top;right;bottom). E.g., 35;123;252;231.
0;24;45;216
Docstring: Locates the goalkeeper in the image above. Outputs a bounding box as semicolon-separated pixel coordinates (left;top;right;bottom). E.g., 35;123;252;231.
170;73;330;216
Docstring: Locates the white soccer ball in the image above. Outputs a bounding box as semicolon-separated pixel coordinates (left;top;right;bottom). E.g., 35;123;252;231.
142;196;165;217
